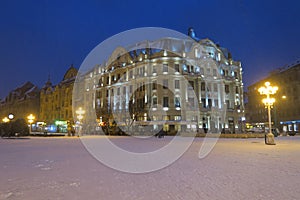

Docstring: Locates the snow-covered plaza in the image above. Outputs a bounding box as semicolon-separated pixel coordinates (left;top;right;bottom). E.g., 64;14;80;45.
1;136;299;200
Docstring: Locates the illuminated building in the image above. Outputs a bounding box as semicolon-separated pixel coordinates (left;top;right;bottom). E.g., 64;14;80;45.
83;30;245;135
40;65;77;132
0;81;40;121
246;61;300;135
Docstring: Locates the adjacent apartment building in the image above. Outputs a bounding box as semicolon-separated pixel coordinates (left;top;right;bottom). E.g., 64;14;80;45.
0;81;40;121
40;65;77;132
246;61;300;134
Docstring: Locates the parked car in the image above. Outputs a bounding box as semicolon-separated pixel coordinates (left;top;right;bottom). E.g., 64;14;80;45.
288;131;297;136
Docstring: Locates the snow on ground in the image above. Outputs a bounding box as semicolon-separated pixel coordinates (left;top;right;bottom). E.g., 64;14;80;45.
0;136;300;200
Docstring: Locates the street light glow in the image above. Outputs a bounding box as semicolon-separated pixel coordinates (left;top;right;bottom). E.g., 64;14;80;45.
27;114;35;133
2;117;9;123
258;81;278;145
8;113;14;120
27;114;35;124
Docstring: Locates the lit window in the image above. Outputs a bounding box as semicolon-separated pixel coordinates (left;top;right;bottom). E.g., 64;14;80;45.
175;97;181;108
174;116;182;121
182;64;187;72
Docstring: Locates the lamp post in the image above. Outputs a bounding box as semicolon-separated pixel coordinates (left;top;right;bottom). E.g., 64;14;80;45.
27;114;35;133
258;82;278;145
7;113;14;137
75;107;85;136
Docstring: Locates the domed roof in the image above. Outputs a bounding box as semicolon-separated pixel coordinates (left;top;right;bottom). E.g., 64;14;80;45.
63;64;78;81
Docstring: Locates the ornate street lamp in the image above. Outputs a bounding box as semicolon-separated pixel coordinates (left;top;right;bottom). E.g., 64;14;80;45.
27;114;35;133
258;82;278;145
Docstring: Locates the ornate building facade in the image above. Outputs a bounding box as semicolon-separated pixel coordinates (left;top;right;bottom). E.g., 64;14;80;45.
0;81;40;121
40;65;77;132
80;32;245;135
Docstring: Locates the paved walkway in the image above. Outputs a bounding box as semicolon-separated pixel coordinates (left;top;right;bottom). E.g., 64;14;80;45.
0;136;299;200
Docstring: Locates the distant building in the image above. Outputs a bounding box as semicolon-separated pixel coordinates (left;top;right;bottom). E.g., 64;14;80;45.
0;81;40;121
39;65;77;132
246;61;300;134
81;30;245;135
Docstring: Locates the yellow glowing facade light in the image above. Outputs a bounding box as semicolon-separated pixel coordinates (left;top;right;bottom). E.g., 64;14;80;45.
2;117;9;123
75;107;85;115
27;114;35;124
76;107;85;121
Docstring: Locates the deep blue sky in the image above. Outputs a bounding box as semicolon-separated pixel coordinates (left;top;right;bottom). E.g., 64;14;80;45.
1;0;299;99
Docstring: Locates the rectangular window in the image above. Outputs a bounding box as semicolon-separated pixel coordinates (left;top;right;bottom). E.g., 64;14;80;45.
174;97;181;107
174;64;179;72
163;97;169;107
226;100;230;109
236;86;239;94
225;85;230;93
208;99;212;108
163;64;168;72
189;81;194;90
183;64;188;72
153;66;157;73
214;99;218;107
152;96;157;107
175;80;180;89
163;115;170;120
201;98;206;108
201;82;205;91
152;81;157;90
129;71;133;78
174;116;182;121
163;79;168;89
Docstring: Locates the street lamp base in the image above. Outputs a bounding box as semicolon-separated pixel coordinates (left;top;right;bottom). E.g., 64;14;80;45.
265;133;276;145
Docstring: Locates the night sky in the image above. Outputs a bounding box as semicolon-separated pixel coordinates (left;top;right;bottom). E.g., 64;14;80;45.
1;0;299;99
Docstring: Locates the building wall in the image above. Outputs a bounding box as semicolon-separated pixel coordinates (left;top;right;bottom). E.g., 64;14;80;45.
83;37;245;134
39;66;77;125
246;61;300;133
0;82;40;122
